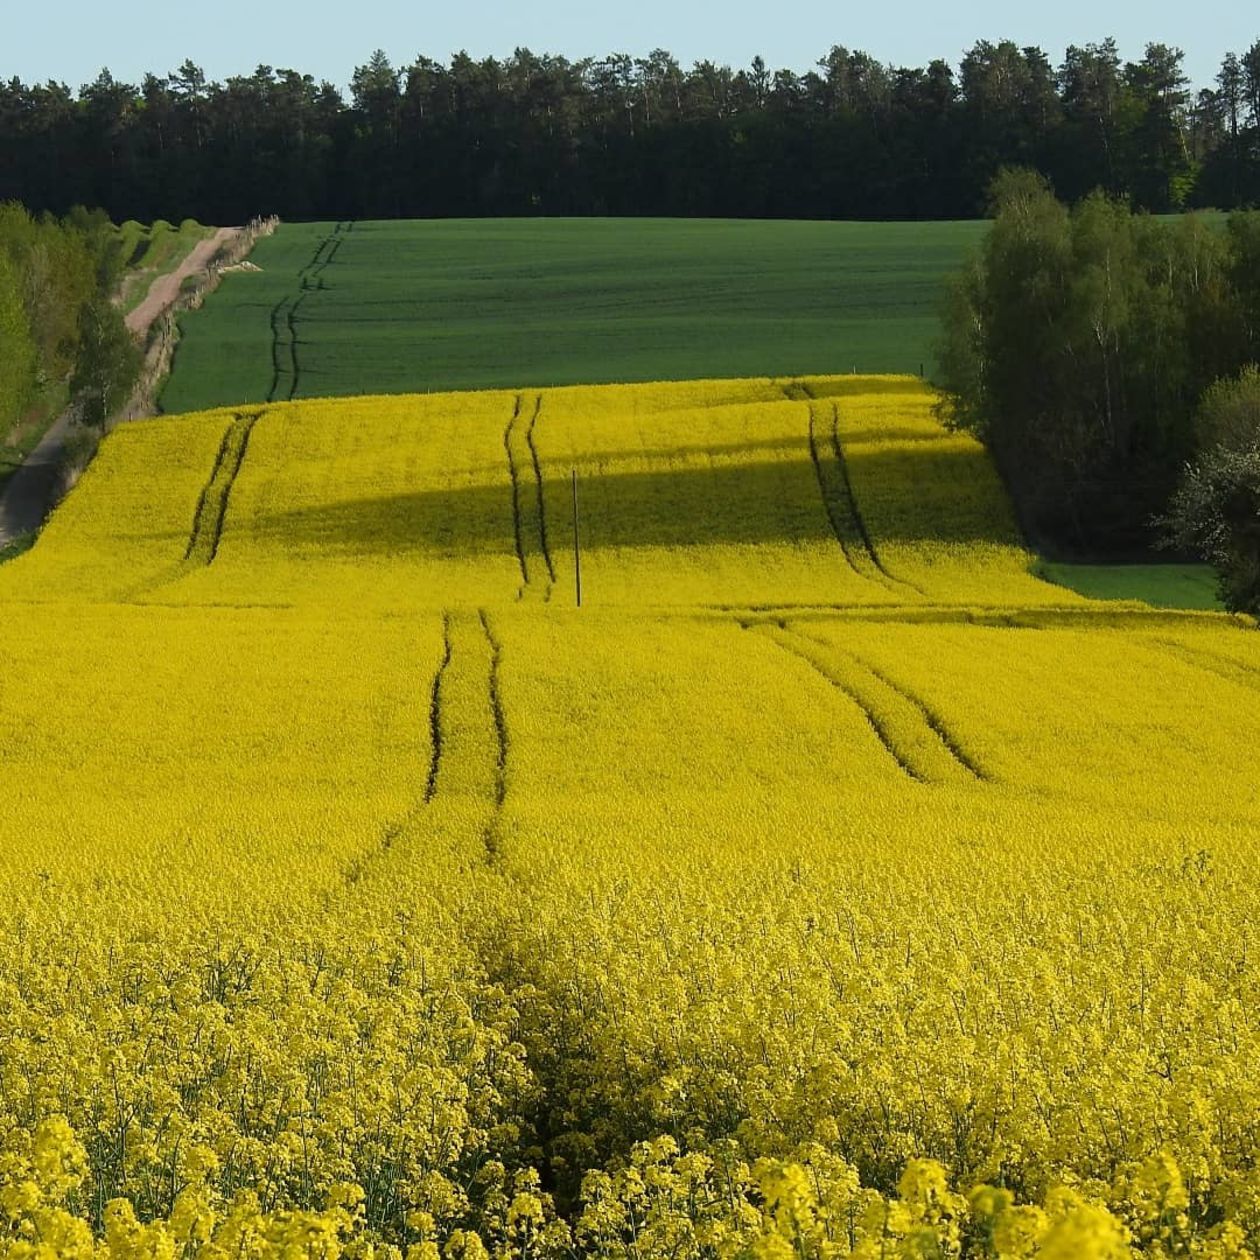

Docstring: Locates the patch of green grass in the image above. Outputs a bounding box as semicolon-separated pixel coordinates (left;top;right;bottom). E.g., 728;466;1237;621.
0;531;36;565
160;218;986;411
1036;561;1223;611
139;219;214;274
113;219;214;315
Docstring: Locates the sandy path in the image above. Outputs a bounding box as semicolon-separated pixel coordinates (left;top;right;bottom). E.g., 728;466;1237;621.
0;226;244;546
125;226;240;336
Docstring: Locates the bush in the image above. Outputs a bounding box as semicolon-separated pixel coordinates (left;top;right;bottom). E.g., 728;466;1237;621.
1196;364;1260;451
1163;366;1260;614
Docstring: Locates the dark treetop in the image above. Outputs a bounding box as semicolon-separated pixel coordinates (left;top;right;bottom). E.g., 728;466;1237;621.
4;38;1260;224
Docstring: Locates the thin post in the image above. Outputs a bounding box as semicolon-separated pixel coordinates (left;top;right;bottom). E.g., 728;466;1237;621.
571;468;582;608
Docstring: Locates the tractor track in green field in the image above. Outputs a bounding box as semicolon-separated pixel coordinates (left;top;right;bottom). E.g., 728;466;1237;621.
267;298;290;402
286;295;306;400
161;218;979;411
299;238;328;276
298;223;346;280
268;222;354;402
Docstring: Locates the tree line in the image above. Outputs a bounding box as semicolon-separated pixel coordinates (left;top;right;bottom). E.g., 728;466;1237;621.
936;171;1260;610
0;205;138;444
2;38;1259;225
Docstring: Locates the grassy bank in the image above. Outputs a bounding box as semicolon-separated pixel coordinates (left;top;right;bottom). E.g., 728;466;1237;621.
111;219;215;314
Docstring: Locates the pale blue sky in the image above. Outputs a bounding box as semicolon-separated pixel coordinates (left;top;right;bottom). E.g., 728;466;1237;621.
3;0;1254;94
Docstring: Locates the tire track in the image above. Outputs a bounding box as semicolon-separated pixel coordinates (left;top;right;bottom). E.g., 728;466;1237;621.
480;609;509;811
796;631;990;782
525;395;556;587
782;382;910;596
321;236;344;271
329;608;501;901
1151;637;1260;696
806;401;865;577
780;379;814;403
757;622;987;784
297;236;331;280
185;411;263;565
758;624;926;783
297;222;347;282
424;613;454;804
287;294;306;400
504;395;530;595
283;223;352;398
416;612;507;819
302;235;344;291
267;298;290;402
183;423;233;558
867;661;989;781
828;403;925;597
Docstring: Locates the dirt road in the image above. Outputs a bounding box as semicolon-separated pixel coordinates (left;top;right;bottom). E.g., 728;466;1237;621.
125;226;240;335
0;226;243;548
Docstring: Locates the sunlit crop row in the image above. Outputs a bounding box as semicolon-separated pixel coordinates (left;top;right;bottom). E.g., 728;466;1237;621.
0;378;1256;1259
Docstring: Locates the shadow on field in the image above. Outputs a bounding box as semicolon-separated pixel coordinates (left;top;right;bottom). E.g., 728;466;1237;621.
237;443;1013;558
569;433;810;465
456;433;816;482
839;426;953;447
843;444;1019;544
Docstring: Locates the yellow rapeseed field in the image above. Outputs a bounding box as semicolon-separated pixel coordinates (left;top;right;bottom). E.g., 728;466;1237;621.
1;377;1258;1260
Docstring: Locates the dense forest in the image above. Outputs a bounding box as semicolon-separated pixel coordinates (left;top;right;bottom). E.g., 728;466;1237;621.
3;38;1259;224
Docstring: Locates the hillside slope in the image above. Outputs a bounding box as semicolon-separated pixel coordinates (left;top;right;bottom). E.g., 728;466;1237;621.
1;376;1257;1256
158;218;984;411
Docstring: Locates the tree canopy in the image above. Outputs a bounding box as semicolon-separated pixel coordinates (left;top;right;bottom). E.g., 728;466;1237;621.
2;38;1259;224
0;205;138;439
935;172;1260;553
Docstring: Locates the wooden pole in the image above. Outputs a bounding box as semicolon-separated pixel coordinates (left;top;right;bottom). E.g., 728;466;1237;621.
571;468;582;608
